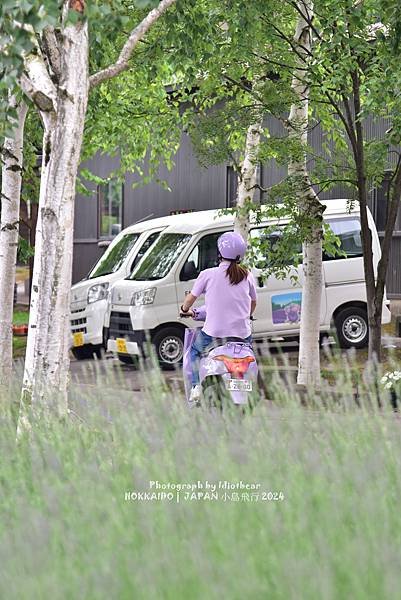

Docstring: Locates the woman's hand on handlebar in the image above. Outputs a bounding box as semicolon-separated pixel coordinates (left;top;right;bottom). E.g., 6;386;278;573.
180;308;194;318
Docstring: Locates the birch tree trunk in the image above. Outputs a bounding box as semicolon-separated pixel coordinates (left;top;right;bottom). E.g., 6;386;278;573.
0;98;28;393
288;1;325;388
234;118;263;240
20;17;89;419
17;0;176;428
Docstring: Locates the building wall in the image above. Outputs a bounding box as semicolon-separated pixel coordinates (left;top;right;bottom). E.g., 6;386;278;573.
73;154;121;282
124;132;227;224
72;132;227;283
72;118;401;297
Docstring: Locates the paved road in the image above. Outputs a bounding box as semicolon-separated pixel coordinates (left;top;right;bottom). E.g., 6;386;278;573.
70;353;182;389
69;333;401;392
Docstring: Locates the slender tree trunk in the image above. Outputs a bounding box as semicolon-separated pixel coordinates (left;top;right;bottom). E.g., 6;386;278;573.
234;118;263;240
358;199;378;357
351;71;381;360
0;98;28;392
372;170;401;359
16;0;176;429
297;234;323;386
19;18;89;420
288;1;324;388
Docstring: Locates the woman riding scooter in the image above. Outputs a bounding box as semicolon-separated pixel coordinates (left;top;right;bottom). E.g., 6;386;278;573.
180;232;257;404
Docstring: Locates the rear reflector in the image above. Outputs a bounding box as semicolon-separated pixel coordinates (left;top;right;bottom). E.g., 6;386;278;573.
213;355;255;379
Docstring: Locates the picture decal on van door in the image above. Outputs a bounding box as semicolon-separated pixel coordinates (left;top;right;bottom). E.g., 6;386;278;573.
272;292;302;325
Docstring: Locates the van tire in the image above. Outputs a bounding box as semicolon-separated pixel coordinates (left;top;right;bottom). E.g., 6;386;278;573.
152;326;184;370
335;307;369;349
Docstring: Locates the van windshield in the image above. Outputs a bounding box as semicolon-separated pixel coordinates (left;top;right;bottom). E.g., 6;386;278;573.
130;233;191;281
88;233;141;279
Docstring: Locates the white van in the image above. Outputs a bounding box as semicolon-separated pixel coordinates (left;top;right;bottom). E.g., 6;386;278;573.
70;212;199;359
105;200;392;368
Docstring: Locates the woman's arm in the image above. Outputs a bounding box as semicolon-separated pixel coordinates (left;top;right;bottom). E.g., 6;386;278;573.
251;299;257;315
181;293;197;314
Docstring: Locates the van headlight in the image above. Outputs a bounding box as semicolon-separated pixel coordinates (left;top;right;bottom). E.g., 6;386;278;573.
131;287;156;306
87;283;109;304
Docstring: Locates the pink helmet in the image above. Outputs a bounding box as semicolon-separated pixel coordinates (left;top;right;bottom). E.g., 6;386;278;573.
217;232;247;261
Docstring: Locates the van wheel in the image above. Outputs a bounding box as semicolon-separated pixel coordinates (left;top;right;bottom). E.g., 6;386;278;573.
335;307;368;349
152;327;184;370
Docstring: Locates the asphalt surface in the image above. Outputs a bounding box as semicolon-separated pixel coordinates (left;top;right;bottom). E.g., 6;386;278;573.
69;331;401;397
69;352;183;403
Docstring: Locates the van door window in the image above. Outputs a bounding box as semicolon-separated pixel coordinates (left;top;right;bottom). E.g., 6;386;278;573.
324;218;363;260
249;227;301;271
180;232;222;281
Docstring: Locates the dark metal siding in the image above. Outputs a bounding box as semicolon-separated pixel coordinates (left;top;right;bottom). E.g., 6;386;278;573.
72;241;104;284
73;117;401;296
123;131;226;225
386;234;401;298
74;154;120;241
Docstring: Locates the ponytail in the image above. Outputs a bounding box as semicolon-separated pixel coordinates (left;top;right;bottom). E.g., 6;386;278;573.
226;261;248;285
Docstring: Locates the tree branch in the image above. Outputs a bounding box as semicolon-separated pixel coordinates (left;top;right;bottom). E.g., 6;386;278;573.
40;27;62;82
89;0;176;89
20;29;57;115
324;90;358;157
288;0;322;41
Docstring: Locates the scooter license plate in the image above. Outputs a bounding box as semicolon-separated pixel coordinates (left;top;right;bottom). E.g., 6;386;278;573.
116;338;128;353
225;379;252;392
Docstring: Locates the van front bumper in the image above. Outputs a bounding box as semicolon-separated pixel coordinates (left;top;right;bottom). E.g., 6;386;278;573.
107;338;140;355
107;309;147;355
70;299;107;348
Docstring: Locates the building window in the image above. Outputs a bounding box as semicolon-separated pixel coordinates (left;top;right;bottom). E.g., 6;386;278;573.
98;180;123;238
226;164;262;208
226;166;238;208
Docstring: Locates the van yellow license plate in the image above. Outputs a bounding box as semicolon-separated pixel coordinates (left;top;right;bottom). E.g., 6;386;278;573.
116;338;128;354
73;332;84;347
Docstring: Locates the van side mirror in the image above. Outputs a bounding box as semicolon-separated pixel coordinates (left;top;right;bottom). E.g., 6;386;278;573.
180;261;198;281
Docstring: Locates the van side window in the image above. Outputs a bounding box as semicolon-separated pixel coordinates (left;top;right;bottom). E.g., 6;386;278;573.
324;218;363;260
249;227;301;270
180;232;222;281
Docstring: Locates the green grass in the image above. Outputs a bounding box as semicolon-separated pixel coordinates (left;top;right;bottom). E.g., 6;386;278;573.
260;344;401;389
1;363;401;599
12;309;29;358
13;310;29;325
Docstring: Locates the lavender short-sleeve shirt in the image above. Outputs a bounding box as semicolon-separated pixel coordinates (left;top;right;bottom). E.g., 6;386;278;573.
191;261;257;338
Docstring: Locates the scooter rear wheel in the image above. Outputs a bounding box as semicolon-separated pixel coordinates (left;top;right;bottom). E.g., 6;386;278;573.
202;376;231;411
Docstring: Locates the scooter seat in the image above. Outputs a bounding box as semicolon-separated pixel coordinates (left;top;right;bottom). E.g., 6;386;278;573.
200;337;253;357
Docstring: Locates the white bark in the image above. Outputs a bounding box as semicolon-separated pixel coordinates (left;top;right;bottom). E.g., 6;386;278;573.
20;17;89;418
17;0;177;425
19;27;57;123
0;98;28;391
288;1;324;388
234;119;263;240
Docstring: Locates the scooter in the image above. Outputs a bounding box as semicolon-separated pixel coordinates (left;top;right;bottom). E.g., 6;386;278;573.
181;306;259;409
